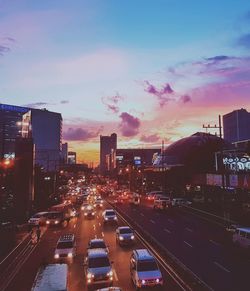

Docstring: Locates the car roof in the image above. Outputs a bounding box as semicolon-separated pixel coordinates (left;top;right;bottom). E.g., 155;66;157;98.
134;249;154;261
87;249;108;258
34;212;48;216
236;227;250;233
58;234;74;242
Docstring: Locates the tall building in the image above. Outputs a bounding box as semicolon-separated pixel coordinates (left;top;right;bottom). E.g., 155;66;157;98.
0;103;62;171
100;133;117;175
68;151;76;164
62;143;68;164
223;108;250;143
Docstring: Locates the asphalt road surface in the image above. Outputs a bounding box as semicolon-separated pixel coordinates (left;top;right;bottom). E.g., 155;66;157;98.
6;202;183;291
111;198;250;291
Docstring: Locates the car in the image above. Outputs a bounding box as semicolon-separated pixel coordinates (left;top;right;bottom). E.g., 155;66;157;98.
94;198;104;208
88;238;109;253
114;197;124;205
84;249;113;288
172;198;192;207
46;211;67;226
54;234;76;261
153;196;171;210
81;202;89;211
145;191;163;202
28;212;48;227
103;209;118;224
84;205;96;219
116;226;135;246
130;249;163;289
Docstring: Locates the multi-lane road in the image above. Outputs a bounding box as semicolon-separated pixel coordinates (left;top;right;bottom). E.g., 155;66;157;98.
110;198;250;291
3;202;184;291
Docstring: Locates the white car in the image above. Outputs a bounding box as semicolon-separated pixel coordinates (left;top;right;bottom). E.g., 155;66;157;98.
54;234;76;261
28;212;48;227
103;209;118;224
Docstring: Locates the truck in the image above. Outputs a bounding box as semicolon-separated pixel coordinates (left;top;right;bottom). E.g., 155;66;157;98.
31;264;68;291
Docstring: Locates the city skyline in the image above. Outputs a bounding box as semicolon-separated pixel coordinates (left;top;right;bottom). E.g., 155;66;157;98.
1;0;250;164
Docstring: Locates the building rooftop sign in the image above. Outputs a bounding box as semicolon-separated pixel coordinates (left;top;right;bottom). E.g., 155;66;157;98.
0;104;28;113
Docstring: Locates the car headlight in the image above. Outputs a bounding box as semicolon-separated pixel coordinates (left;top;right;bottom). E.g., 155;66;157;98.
100;204;103;207
92;212;95;215
68;252;73;258
54;253;59;259
131;235;135;239
105;217;108;220
142;279;146;284
107;270;113;277
114;216;117;220
81;206;84;210
87;272;94;279
55;220;59;224
119;236;124;240
84;213;87;216
46;220;50;224
156;278;160;283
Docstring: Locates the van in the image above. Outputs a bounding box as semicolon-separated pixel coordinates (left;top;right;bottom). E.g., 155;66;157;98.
232;227;250;249
130;249;163;289
54;234;76;261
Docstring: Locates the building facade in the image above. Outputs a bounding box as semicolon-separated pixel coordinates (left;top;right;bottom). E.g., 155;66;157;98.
0;103;62;171
223;108;250;143
100;133;117;175
68;151;76;164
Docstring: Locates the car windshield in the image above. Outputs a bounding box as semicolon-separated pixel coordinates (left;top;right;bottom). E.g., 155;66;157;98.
88;257;110;268
119;228;133;234
106;211;115;216
32;214;43;218
57;241;73;249
90;241;106;248
137;261;158;271
47;212;62;219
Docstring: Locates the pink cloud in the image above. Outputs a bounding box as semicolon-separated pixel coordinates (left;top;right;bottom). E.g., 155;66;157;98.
119;112;140;137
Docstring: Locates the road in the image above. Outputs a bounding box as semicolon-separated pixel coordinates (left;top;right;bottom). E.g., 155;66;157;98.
5;202;183;291
110;198;250;291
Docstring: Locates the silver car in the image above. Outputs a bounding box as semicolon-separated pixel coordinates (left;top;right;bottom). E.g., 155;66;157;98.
84;249;113;288
130;249;163;289
28;212;48;226
116;226;135;246
103;209;118;224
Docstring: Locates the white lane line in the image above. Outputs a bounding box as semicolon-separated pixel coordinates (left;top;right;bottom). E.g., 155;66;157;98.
94;234;97;239
164;228;171;233
101;232;104;237
168;219;174;223
185;227;193;232
184;241;193;248
214;261;230;273
73;224;76;229
113;269;118;281
150;219;155;224
93;224;96;230
98;222;101;226
97;215;99;218
209;240;220;247
140;213;145;217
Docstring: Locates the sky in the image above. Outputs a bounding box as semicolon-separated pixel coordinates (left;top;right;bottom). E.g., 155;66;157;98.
0;0;250;165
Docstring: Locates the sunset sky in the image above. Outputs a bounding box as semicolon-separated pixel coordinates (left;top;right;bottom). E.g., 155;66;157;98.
0;0;250;165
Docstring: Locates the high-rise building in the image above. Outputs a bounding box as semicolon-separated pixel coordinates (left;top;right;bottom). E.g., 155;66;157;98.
223;108;250;143
0;103;62;171
100;133;117;175
62;143;68;164
68;151;76;164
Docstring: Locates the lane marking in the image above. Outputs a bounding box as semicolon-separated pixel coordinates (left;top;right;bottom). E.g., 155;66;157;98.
209;240;220;247
168;219;174;223
101;232;104;237
97;215;99;219
214;261;230;273
164;228;171;233
140;213;145;217
185;227;193;233
98;222;101;226
150;219;155;224
184;241;193;248
73;224;76;229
